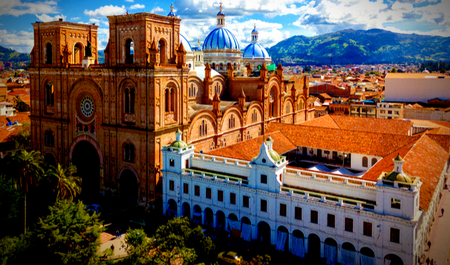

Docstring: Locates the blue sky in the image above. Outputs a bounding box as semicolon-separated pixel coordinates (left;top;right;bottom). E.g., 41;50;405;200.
0;0;448;53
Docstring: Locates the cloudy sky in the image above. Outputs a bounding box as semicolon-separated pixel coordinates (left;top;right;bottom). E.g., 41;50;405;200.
0;0;448;53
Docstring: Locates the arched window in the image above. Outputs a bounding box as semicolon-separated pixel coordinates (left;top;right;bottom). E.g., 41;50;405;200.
229;114;235;129
258;127;261;136
214;83;221;96
158;40;166;64
269;89;276;118
298;99;305;111
237;134;241;142
219;63;223;70
372;158;378;166
45;130;54;147
125;39;134;64
362;157;368;167
286;103;291;113
45;42;52;64
45;82;54;106
252;109;257;123
124;143;135;162
199;120;207;137
74;43;83;64
124;87;135;114
247;131;250;140
165;87;175;113
212;63;216;70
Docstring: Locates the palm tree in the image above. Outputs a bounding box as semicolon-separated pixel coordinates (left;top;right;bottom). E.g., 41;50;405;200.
47;164;82;201
7;150;44;234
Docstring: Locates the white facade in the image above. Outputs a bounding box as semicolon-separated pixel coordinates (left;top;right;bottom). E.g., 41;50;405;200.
0;102;15;117
377;103;404;120
162;137;432;265
385;73;450;103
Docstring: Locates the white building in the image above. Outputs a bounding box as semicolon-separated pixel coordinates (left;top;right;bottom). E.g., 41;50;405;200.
162;123;449;265
377;102;403;119
0;102;15;117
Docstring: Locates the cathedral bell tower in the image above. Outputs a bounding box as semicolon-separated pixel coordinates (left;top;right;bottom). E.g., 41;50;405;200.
217;3;225;28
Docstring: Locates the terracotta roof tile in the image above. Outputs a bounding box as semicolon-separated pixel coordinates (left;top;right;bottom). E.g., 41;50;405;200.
300;115;340;129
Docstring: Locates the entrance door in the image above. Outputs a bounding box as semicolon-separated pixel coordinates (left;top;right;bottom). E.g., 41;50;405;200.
72;141;100;202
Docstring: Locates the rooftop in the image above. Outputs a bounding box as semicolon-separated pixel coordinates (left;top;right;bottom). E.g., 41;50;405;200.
386;73;450;79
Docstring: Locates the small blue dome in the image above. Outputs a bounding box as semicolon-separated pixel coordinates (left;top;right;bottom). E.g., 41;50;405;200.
252;28;258;33
243;43;270;58
180;34;192;52
168;11;176;17
203;28;240;51
217;11;225;15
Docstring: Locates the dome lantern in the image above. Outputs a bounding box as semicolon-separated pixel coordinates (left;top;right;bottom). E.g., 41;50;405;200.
217;2;225;28
251;24;259;44
167;3;176;17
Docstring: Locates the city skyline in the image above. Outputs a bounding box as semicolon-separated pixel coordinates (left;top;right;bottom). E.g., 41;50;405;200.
0;0;449;54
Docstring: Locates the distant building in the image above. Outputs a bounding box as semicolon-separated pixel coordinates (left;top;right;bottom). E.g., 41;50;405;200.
385;73;450;103
377;102;403;119
0;102;15;117
351;101;377;118
328;98;350;115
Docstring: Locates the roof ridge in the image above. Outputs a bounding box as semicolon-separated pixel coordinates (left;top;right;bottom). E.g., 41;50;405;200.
328;115;342;129
421;133;449;152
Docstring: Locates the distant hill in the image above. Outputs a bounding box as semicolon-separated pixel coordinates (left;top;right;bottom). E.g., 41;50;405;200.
0;46;30;63
268;29;450;65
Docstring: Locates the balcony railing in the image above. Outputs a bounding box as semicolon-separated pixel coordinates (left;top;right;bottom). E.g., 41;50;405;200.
183;168;249;185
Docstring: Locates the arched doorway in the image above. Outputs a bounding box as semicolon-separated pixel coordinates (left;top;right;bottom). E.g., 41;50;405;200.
216;210;225;229
193;205;202;225
182;202;190;219
308;234;321;260
276;226;289;251
360;247;375;265
72;140;100;202
292;230;305;258
204;208;213;227
74;43;83;64
167;199;177;217
241;217;251;225
119;169;138;205
228;213;240;238
324;238;338;265
384;254;403;265
258;221;271;244
241;217;252;242
341;242;356;265
44;152;56;167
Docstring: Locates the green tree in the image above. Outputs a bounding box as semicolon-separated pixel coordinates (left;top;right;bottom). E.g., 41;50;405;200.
9;121;31;150
6;150;44;234
0;235;30;265
391;67;397;73
34;200;104;265
12;96;30;112
46;164;81;201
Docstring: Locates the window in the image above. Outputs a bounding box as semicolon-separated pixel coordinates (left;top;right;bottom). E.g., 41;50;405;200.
390;228;400;243
124;143;135;162
183;183;189;194
125;39;134;64
280;203;287;217
311;210;318;224
194;185;200;196
243;196;249;208
295;207;302;220
45;42;52;64
124;87;135;114
45;83;54;106
391;198;401;209
218;190;223;202
199;120;207;137
363;222;372;237
345;218;353;232
230;193;236;205
169;159;174;167
362;157;368;167
252;110;257;123
228;114;236;129
261;174;267;184
372;158;377;166
261;199;267;212
158;40;166;64
206;188;211;199
44;130;54;147
286;104;290;113
327;214;335;228
165;87;175;114
74;43;83;64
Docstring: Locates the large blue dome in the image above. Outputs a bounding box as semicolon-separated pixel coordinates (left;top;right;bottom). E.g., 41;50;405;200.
243;43;270;58
202;28;240;51
180;34;192;52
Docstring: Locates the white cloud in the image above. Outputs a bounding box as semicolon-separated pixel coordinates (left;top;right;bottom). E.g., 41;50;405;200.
35;13;66;22
129;4;145;10
150;7;164;13
89;18;100;25
125;0;134;2
71;17;80;21
0;0;58;16
0;30;34;53
84;5;126;18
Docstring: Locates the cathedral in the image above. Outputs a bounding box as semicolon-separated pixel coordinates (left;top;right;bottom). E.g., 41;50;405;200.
29;4;315;206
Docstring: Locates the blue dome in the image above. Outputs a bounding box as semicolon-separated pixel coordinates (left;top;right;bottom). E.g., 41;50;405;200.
217;11;225;15
252;28;258;33
180;34;192;52
167;11;176;17
202;28;240;51
243;43;270;58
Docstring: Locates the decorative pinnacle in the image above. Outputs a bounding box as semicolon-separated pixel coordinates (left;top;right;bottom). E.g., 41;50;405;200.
220;2;223;12
171;3;174;12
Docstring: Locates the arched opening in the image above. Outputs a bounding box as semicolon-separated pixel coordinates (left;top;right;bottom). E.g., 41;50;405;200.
167;199;177;217
204;208;213;227
362;157;368;167
308;234;321;260
165;86;176;123
276;226;289;251
44;130;54;147
182;202;191;219
229;213;238;221
44;153;56;167
45;42;52;64
372;158;378;166
228;213;240;238
292;230;305;258
74;43;83;64
125;39;134;64
192;205;202;225
360;247;375;265
216;210;225;229
241;217;252;241
72;140;100;202
124;87;135;114
123;143;135;162
258;221;271;244
119;169;138;205
384;254;403;265
219;63;223;71
298;99;305;111
269;87;278;118
158;40;166;64
212;63;216;70
324;238;338;265
341;242;356;265
241;217;251;225
45;83;54;106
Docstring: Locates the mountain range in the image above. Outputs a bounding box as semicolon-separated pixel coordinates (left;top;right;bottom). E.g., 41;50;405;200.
0;46;30;64
267;28;450;65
